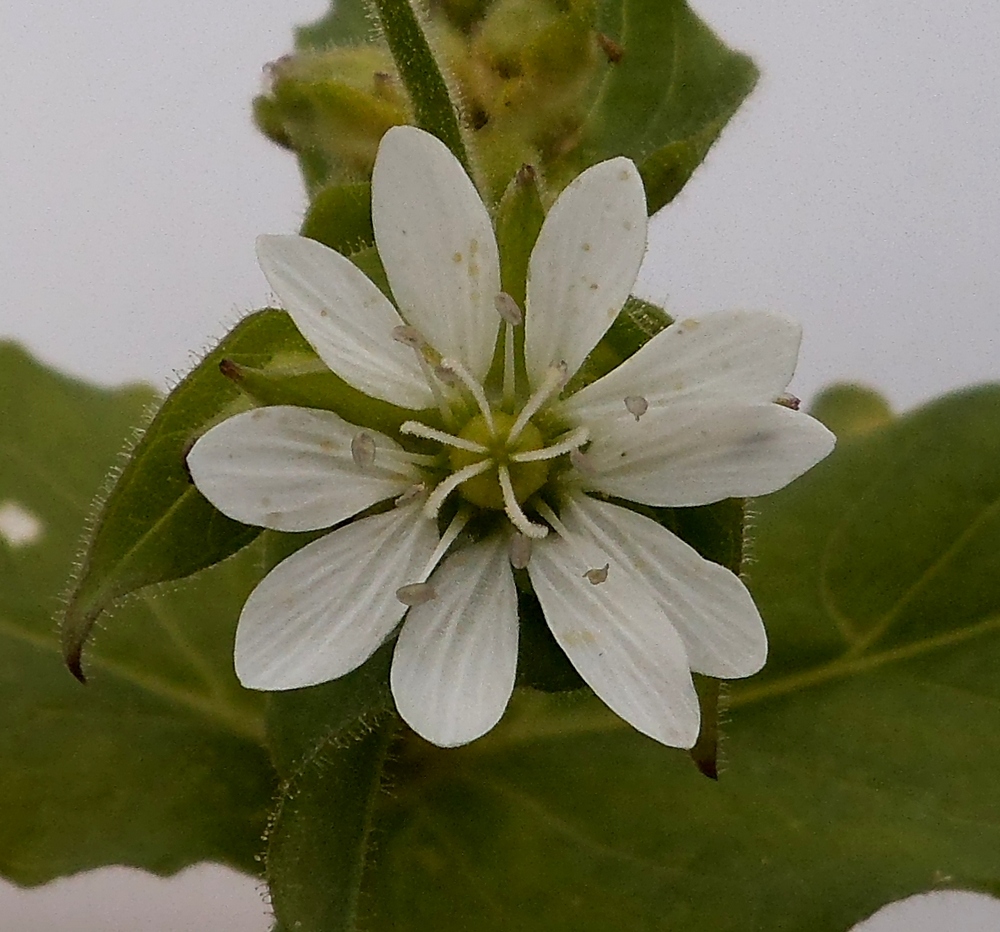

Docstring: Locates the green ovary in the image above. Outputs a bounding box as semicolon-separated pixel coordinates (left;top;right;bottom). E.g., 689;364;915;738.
450;411;549;510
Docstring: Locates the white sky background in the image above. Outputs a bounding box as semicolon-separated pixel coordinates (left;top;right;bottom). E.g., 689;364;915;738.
1;0;999;929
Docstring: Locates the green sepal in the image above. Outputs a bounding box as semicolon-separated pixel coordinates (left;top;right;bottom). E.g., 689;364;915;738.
486;163;546;396
62;311;320;679
564;295;672;395
495;163;545;310
301;181;375;254
218;347;423;439
689;675;722;779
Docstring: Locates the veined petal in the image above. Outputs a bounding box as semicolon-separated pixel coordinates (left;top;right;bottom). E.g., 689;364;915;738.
524;158;646;385
187;405;417;532
583;399;836;507
256;234;433;410
563;496;766;678
235;504;439;690
372;126;501;380
392;537;518;748
563;311;802;423
528;507;700;749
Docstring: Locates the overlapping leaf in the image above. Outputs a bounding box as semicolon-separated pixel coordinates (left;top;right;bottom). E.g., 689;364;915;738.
265;384;1000;931
587;0;758;213
0;344;276;885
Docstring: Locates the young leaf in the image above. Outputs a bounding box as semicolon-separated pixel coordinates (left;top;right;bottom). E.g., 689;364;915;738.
0;344;275;885
296;0;374;50
587;0;759;213
285;384;1000;931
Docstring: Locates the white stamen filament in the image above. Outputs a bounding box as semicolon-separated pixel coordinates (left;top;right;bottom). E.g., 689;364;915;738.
415;352;454;424
423;460;491;518
510;426;590;463
417;508;470;581
350;432;376;468
536;501;569;538
503;321;516;406
438;357;495;436
498;465;549;539
396;450;439;468
507;362;568;445
400;420;488;454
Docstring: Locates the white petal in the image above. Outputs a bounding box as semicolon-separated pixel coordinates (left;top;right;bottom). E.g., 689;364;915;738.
584;400;836;507
235;505;439;690
187;405;417;531
256;234;433;410
524;158;647;384
372;126;501;380
563;311;802;425
562;496;766;678
391;537;518;748
528;508;700;749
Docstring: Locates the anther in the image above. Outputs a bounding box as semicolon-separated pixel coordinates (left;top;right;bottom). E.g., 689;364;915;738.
494;292;523;326
624;395;649;421
570;449;594;475
777;393;801;410
434;364;461;387
351;432;376;468
509;533;533;570
392;325;427;349
396;582;436;606
584;564;610;585
395;483;426;506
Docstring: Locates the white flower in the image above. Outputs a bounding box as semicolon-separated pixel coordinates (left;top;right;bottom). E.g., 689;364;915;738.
187;125;835;750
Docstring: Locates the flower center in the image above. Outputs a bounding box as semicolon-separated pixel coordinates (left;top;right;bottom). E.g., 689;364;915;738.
450;412;549;509
396;297;591;539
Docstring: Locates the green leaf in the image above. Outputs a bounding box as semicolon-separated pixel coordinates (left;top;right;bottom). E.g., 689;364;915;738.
0;344;275;885
587;0;759;213
296;0;374;50
370;0;471;170
810;382;894;439
265;645;399;932
281;384;1000;930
